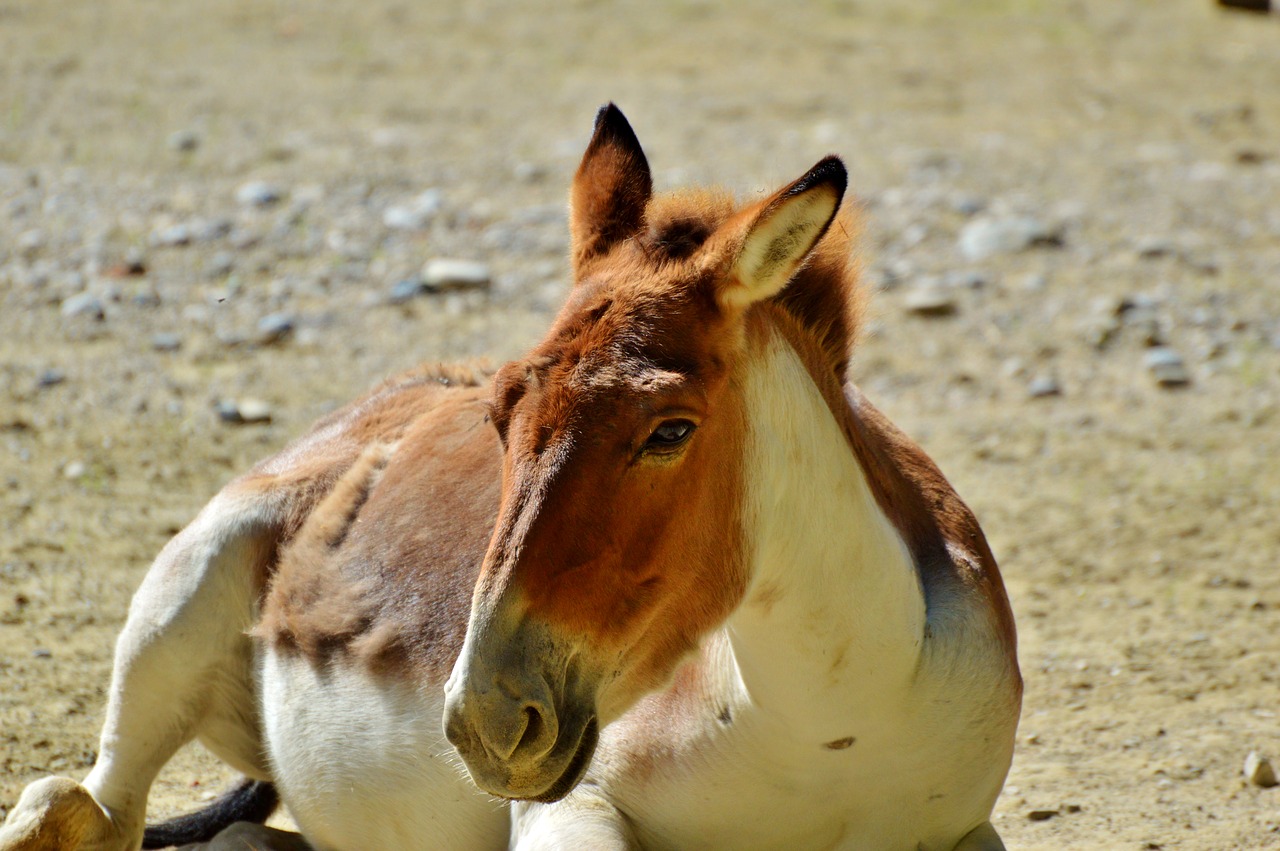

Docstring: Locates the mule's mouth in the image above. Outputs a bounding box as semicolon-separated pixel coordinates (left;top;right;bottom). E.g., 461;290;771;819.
524;715;599;803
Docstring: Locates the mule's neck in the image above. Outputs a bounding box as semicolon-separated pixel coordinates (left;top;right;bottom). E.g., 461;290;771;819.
724;320;926;731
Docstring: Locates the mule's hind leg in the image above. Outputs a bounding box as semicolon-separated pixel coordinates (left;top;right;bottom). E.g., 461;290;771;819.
1;488;280;851
952;821;1006;851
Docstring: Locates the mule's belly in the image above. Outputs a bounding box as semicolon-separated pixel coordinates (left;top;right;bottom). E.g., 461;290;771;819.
260;649;508;851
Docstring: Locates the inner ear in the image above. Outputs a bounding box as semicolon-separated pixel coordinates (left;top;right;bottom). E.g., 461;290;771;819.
721;156;847;309
569;104;653;274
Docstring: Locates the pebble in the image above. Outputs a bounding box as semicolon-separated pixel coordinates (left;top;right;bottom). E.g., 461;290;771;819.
903;286;957;317
958;216;1063;261
150;333;183;352
383;189;443;230
1244;752;1278;788
37;369;66;388
106;248;148;277
236;181;283;207
151;223;191;247
60;292;105;320
168;130;200;152
206;251;235;279
951;194;987;216
1028;376;1062;398
217;399;273;424
1144;347;1191;387
63;461;86;480
1026;809;1059;822
18;229;45;259
1123;306;1164;347
33;648;52;659
255;313;295;345
422;259;492;292
1134;236;1176;260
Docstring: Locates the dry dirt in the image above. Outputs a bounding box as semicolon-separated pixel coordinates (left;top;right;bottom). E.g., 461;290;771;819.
2;1;1279;848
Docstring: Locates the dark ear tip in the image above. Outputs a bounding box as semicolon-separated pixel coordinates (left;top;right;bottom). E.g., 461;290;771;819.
594;102;622;127
590;103;641;150
794;155;848;198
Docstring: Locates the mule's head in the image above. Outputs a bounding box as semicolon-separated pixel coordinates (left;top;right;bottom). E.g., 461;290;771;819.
443;104;849;801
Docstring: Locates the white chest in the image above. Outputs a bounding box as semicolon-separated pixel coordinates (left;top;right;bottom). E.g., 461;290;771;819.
598;630;1013;851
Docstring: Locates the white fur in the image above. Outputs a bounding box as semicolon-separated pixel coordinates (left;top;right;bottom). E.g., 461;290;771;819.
261;652;506;851
80;490;277;847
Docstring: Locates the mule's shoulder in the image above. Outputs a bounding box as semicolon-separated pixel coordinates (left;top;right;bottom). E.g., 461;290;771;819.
840;383;1018;663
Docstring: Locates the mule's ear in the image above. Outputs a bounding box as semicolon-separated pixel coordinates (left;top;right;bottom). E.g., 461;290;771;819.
570;104;653;273
720;156;847;309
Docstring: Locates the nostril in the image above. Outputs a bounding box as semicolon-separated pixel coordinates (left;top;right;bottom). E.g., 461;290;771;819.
516;704;545;755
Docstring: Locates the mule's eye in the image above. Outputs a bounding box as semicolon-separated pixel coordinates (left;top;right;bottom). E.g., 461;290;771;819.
644;419;696;453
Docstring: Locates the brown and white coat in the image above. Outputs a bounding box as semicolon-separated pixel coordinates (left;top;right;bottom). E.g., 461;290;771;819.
0;105;1020;851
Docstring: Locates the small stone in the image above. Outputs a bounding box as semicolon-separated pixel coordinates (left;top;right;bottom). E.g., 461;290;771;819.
150;333;183;352
422;259;492;292
903;286;957;317
104;248;148;278
255;313;295;345
1123;306;1164;346
1028;376;1062;398
1245;752;1278;788
1026;809;1059;822
951;195;987;216
388;277;427;304
168;130;200;152
33;648;52;659
18;229;45;259
1134;236;1176;260
37;369;66;388
217;399;272;424
383;189;443;230
958;216;1063;261
206;252;235;279
236;181;283;207
150;223;192;247
1144;347;1191;387
60;292;105;320
63;461;86;480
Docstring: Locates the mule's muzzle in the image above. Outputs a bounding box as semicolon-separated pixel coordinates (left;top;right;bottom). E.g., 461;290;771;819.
443;675;599;802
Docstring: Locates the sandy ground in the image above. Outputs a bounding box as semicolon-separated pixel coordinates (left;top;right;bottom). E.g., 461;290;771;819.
2;1;1279;848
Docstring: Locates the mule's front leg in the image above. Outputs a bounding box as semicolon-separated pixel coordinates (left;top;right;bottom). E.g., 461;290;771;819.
509;787;636;851
0;490;278;851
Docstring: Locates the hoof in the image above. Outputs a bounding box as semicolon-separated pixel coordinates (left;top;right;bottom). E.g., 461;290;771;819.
0;777;126;851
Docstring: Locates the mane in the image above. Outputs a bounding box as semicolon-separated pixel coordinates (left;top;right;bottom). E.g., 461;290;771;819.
640;188;866;381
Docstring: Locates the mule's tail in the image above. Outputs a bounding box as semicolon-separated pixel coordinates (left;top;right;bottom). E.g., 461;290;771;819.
141;779;279;848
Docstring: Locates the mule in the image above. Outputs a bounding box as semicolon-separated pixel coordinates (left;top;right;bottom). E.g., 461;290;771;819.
0;105;1020;851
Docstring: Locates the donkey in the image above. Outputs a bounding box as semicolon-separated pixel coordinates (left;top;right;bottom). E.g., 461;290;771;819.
0;105;1020;851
